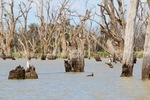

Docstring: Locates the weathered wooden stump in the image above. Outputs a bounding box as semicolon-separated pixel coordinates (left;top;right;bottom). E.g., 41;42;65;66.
72;58;84;72
94;54;102;61
64;60;72;72
8;65;25;79
8;65;38;80
25;65;38;79
41;55;47;60
64;58;84;72
120;64;133;77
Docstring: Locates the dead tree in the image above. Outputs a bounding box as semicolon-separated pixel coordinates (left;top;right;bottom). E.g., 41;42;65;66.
120;0;139;77
18;1;36;67
90;0;126;62
142;1;150;80
34;0;66;60
0;0;22;59
64;8;92;72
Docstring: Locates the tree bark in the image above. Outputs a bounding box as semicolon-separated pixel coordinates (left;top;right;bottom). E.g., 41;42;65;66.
120;0;139;77
142;2;150;80
61;33;67;58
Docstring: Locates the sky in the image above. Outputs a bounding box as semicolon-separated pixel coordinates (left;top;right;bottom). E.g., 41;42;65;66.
5;0;147;29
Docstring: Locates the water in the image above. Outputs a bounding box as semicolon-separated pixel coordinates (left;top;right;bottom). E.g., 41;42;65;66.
0;58;150;100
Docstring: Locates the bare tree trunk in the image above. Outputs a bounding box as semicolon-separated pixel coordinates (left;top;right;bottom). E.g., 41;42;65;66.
0;0;3;31
61;33;67;58
142;2;150;80
120;0;139;77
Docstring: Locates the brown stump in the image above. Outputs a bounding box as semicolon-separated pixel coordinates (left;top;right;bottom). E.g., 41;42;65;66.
41;55;47;60
72;58;84;72
142;69;150;80
94;54;102;61
25;65;38;79
8;65;38;80
120;64;133;77
64;58;84;72
134;55;137;64
8;65;25;79
64;60;72;72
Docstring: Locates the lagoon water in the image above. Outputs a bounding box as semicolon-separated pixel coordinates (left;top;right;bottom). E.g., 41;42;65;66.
0;58;150;100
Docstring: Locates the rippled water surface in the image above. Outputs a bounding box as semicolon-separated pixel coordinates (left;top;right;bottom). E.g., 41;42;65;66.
0;58;150;100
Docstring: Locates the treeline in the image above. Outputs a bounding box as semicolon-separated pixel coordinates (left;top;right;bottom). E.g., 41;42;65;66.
0;0;146;60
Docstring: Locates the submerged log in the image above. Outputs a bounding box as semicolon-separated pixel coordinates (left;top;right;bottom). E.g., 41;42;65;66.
94;54;102;61
8;65;25;79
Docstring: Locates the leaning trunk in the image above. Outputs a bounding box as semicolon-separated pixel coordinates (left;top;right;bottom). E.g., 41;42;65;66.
120;0;139;77
142;16;150;80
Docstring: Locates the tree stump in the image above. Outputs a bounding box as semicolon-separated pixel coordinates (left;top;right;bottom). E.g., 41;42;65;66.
94;54;102;61
41;55;47;60
120;64;133;77
64;58;84;72
8;65;25;79
64;60;72;72
25;65;38;79
8;65;38;80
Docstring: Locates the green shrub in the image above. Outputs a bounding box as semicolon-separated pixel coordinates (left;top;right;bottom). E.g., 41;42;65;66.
12;53;23;58
135;51;143;58
98;52;110;58
84;51;110;58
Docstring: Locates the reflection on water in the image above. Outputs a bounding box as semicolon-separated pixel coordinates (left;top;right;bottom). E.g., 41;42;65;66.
0;58;150;100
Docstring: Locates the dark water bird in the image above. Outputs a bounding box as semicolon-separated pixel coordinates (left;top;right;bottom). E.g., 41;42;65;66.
87;73;94;77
